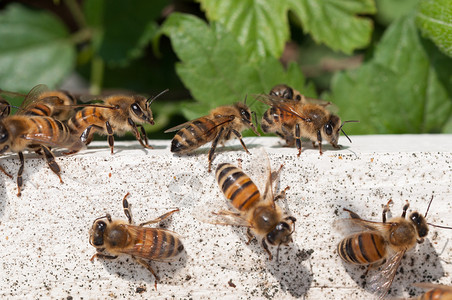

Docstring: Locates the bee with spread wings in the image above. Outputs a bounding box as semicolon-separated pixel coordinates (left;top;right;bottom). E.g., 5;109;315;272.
257;88;358;155
337;197;451;299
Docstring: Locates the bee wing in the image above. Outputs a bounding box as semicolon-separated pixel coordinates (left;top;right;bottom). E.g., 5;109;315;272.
164;119;198;133
119;226;183;262
22;131;84;150
17;84;51;114
367;250;406;299
255;94;309;121
193;207;251;228
334;215;393;235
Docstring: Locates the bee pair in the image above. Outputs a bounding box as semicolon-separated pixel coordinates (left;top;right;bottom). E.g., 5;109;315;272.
165;84;358;173
0;85;164;195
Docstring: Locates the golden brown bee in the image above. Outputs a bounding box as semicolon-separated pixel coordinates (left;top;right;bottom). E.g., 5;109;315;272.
412;283;452;300
68;90;167;154
89;193;184;289
165;102;259;172
337;197;449;299
17;84;76;120
213;162;296;260
258;90;358;155
0;115;84;196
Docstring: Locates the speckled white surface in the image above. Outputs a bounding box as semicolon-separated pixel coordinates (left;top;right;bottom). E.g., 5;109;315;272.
0;135;451;299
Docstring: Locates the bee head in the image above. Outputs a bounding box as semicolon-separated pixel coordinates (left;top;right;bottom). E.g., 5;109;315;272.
130;96;154;125
410;212;429;239
322;114;342;147
90;220;108;248
266;216;296;246
234;102;260;136
270;84;294;100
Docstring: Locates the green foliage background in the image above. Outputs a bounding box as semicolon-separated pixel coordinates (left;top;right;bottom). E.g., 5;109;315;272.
0;0;451;137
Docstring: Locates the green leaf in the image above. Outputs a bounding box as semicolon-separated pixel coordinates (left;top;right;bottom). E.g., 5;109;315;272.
197;0;289;60
159;13;314;121
197;0;376;58
416;0;452;57
288;0;376;54
84;0;167;66
0;4;76;92
330;15;452;134
375;0;419;26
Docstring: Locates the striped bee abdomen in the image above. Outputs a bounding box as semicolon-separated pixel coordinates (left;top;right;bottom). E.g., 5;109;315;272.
170;117;217;153
130;228;184;260
216;163;261;211
419;288;452;300
337;232;387;265
68;107;106;134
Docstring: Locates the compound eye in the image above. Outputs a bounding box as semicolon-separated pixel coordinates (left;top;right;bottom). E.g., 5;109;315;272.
283;88;293;99
325;123;333;135
241;109;251;120
97;221;107;232
0;131;8;143
131;103;141;115
410;212;420;224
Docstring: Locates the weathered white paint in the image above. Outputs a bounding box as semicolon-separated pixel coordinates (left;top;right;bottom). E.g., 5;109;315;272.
0;135;450;299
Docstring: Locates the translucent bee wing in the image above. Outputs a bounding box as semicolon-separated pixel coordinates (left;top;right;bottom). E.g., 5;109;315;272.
302;96;339;114
367;250;406;299
193;206;251;228
16;84;50;114
22;131;85;150
255;94;309;122
164;119;199;133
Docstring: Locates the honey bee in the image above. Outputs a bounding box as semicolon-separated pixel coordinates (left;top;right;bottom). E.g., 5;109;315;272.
213;161;296;260
89;193;184;289
412;283;452;300
258;90;358;155
337;197;450;299
164;102;259;172
68;89;167;154
0;115;84;196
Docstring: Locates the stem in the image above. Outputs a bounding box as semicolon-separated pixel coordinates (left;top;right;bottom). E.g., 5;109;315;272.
90;56;104;95
64;0;87;29
71;28;92;44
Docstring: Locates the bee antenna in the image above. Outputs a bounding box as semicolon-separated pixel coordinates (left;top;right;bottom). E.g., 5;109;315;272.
252;111;259;128
276;243;282;263
147;88;169;105
339;120;359;143
243;95;248;106
424;195;434;218
341;129;352;143
427;223;452;230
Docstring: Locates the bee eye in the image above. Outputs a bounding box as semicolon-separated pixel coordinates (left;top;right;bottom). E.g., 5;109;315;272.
131;103;141;115
0;131;8;143
325;123;333;135
241;109;251;120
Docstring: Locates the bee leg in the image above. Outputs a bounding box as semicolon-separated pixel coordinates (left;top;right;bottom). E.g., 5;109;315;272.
122;193;133;224
128;118;153;149
80;125;94;145
343;208;362;220
139;208;180;227
401;200;409;218
274;186;290;202
0;165;12;179
262;239;273;261
41;145;63;184
105;121;115;154
382;200;392;223
317;130;323;155
137;124;153;149
16;152;25;197
90;253;118;262
133;256;159;290
231;129;250;154
295;124;302;156
208;127;224;173
246;228;254;245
